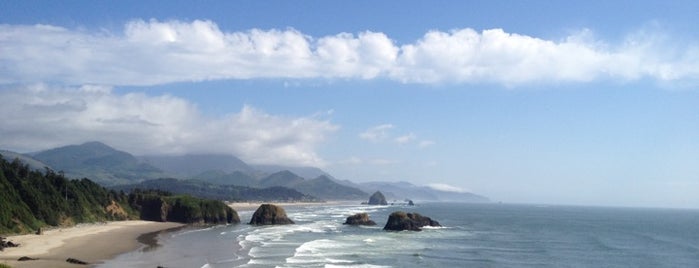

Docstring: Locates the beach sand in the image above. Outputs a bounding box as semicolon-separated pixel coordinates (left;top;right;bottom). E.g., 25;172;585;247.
0;221;183;268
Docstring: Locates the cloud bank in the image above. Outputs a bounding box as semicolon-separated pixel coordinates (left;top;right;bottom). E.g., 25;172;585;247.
1;19;697;86
0;85;338;166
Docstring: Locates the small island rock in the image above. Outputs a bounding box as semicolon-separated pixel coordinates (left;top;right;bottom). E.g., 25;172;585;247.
368;191;388;205
344;213;377;226
249;204;295;225
383;211;441;231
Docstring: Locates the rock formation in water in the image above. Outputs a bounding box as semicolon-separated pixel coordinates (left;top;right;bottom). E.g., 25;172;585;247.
368;191;388;205
383;211;441;231
249;204;295;225
343;212;377;226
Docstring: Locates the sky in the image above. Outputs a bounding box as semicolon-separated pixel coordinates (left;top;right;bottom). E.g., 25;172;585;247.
1;0;698;208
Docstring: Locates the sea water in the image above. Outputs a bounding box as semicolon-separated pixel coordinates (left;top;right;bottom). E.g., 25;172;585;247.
98;203;699;268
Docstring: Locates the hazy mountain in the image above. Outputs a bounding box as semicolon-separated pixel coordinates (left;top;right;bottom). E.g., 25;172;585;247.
258;170;305;188
252;164;331;179
140;154;255;177
0;150;49;171
193;170;258;187
8;141;485;202
294;175;368;200
30;142;164;185
112;178;317;202
358;181;489;203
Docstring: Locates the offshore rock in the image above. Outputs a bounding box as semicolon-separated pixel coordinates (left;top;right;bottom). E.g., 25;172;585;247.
249;204;295;225
343;213;377;226
383;211;441;231
368;191;388;205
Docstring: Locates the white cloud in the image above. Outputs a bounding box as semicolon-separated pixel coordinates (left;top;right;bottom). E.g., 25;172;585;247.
0;84;338;167
427;183;469;193
418;140;436;148
359;124;394;142
394;133;416;144
1;20;697;86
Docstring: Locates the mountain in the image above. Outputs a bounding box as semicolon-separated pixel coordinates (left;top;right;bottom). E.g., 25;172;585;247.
30;142;164;186
0;150;49;171
358;181;489;203
258;170;305;188
252;164;331;179
294;175;368;200
113;178;318;202
192;170;258;187
140;154;256;177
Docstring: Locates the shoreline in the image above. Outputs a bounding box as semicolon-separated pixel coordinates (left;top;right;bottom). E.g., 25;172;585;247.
0;221;184;268
227;200;358;212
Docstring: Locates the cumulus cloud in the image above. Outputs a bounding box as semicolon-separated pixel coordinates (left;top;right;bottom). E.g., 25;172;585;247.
1;20;697;86
0;84;338;166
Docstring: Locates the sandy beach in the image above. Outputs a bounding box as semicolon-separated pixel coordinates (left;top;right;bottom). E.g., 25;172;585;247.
0;221;183;268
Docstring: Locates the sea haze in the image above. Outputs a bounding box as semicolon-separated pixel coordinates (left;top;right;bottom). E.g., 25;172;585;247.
99;203;699;268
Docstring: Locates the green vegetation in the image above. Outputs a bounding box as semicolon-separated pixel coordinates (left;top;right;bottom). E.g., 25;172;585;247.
115;178;318;202
0;155;238;235
0;263;14;268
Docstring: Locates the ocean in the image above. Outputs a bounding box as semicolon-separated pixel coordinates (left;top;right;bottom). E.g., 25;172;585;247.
98;202;699;268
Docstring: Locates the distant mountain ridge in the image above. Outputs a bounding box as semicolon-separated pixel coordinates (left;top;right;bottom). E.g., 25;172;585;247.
2;141;488;203
7;141;368;201
30;142;164;186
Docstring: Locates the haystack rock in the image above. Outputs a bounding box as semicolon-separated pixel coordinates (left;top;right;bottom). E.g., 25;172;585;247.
249;204;295;225
343;212;377;226
368;191;388;205
383;211;441;231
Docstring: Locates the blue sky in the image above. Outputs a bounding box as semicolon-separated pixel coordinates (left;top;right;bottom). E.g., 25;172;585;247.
1;1;698;208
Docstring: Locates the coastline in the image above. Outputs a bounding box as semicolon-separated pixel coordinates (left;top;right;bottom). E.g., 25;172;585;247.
228;200;355;212
0;221;183;268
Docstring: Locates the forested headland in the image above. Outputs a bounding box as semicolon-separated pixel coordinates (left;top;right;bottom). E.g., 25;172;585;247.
0;155;238;234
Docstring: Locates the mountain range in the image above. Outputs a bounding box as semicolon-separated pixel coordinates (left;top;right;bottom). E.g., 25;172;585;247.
1;141;488;202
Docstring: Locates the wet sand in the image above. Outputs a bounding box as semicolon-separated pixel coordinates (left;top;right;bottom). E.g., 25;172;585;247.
0;221;183;268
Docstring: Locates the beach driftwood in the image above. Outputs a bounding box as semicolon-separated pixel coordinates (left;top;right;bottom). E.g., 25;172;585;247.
66;257;89;265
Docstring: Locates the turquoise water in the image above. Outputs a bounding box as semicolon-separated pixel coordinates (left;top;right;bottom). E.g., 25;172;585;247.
99;203;699;267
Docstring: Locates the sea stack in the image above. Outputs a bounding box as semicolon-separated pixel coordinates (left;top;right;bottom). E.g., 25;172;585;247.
368;191;388;205
383;211;441;231
344;213;377;226
249;204;295;225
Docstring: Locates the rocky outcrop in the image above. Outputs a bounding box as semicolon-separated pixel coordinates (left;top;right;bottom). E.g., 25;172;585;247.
18;256;38;261
383;211;441;231
131;194;240;224
368;191;388;205
343;213;377;226
249;204;294;225
1;237;19;251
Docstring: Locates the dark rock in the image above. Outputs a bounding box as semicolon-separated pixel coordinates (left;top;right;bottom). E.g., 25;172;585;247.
368;191;388;205
343;213;377;226
249;204;294;225
407;200;415;206
1;237;20;251
36;227;43;235
18;256;38;261
66;258;89;265
383;211;441;231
